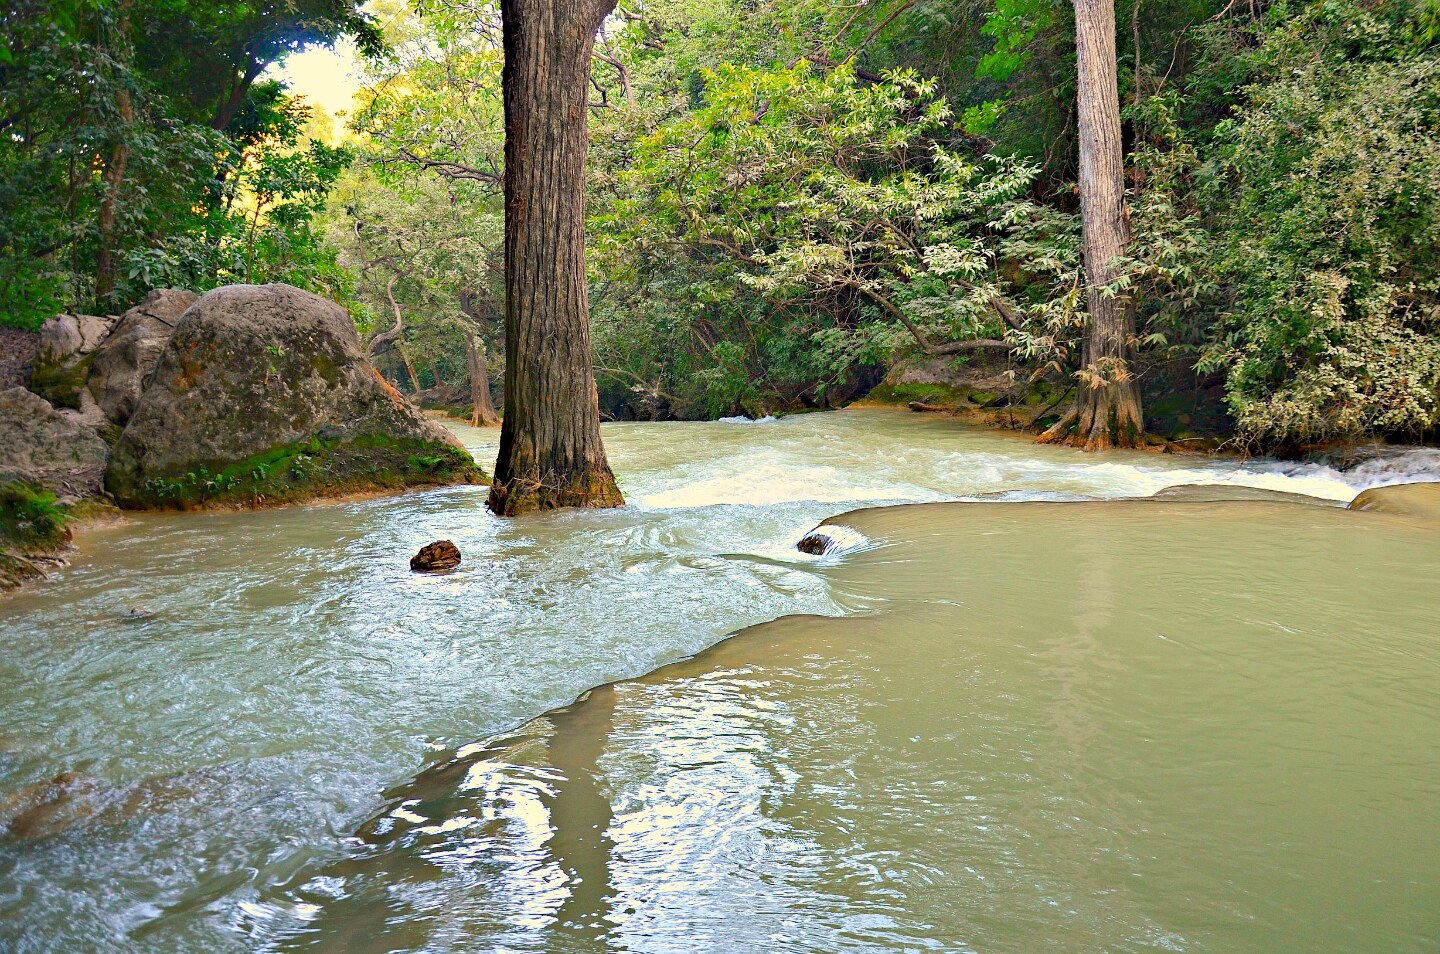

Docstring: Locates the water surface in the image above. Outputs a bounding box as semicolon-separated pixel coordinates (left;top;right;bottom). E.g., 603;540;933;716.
0;410;1436;951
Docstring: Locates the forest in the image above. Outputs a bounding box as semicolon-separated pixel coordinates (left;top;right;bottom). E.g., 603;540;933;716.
2;2;1439;952
5;0;1438;451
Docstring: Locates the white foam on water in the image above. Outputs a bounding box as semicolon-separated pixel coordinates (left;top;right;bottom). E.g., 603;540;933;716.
638;463;929;509
635;444;1440;512
802;524;873;557
715;414;779;424
1264;448;1440;492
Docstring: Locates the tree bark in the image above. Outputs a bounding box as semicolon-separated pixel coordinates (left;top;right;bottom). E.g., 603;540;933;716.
467;333;501;426
1039;0;1144;451
95;5;133;306
489;0;624;515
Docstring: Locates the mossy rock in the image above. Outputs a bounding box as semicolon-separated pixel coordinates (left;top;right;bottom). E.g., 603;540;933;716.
28;352;96;410
121;435;484;510
860;382;971;407
106;284;486;510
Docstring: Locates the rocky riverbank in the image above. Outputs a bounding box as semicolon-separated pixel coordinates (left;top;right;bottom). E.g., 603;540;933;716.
2;283;486;590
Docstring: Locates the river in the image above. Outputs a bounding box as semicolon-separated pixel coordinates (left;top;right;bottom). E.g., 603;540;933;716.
1;409;1437;951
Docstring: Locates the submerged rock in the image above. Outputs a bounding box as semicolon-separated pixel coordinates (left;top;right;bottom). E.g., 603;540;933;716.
105;283;485;509
0;771;109;840
1348;481;1440;521
0;767;224;841
0;387;109;500
412;540;462;572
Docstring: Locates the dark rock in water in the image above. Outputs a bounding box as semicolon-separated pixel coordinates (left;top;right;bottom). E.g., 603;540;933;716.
104;283;486;509
412;540;462;572
796;532;831;555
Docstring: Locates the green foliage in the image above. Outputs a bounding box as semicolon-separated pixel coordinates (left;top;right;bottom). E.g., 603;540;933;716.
320;3;506;394
10;0;1435;450
1193;1;1440;445
593;61;1058;417
0;0;375;327
0;483;69;550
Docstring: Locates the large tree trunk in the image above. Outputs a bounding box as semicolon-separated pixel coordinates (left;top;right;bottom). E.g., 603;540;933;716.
467;333;501;426
1039;0;1144;451
489;0;623;515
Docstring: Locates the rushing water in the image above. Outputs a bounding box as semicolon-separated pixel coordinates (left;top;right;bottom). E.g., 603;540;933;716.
1;409;1437;952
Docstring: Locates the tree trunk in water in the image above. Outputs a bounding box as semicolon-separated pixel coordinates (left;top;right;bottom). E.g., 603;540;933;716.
95;7;133;306
1039;0;1144;451
467;333;501;426
489;0;624;515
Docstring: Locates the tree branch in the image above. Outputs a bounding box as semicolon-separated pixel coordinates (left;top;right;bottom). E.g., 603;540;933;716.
396;148;502;185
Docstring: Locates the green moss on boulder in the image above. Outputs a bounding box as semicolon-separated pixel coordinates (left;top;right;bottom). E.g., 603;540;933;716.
106;284;486;509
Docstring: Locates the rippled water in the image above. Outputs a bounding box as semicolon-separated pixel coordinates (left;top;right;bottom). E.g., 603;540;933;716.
1;409;1437;952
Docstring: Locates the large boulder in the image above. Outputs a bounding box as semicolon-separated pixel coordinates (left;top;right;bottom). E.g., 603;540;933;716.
0;387;110;500
105;284;485;508
86;288;198;427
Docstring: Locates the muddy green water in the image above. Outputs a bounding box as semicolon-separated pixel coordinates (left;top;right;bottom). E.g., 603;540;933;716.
1;410;1437;952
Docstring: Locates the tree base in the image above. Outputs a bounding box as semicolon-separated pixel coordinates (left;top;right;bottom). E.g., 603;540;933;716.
487;469;625;516
1035;394;1145;452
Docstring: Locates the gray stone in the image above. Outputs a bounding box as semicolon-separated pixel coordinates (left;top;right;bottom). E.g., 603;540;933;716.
37;314;116;364
86;288;198;426
31;314;118;409
0;387;110;500
0;328;39;390
105;284;482;508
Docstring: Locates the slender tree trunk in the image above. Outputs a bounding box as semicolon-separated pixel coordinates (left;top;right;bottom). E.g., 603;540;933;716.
431;361;444;389
400;343;421;394
467;333;501;426
1039;0;1144;450
95;6;133;306
489;0;624;514
368;274;423;393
